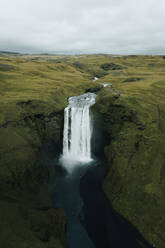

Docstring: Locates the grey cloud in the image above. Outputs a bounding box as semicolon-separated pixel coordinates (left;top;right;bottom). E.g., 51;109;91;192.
0;0;165;54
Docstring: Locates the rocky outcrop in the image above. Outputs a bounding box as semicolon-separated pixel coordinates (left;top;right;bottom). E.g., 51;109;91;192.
100;63;123;71
0;109;63;187
85;85;103;93
123;77;143;83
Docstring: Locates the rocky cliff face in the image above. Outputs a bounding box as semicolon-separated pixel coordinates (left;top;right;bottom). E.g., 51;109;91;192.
0;105;66;248
92;87;165;248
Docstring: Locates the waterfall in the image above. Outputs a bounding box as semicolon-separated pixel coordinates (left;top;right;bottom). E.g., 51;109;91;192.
60;93;96;170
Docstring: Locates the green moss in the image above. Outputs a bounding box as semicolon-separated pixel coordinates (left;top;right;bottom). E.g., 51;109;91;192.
0;199;66;248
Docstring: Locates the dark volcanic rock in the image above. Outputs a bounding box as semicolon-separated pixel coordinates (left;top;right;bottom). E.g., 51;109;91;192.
123;77;143;83
85;86;103;93
100;63;123;71
160;162;165;179
0;63;16;71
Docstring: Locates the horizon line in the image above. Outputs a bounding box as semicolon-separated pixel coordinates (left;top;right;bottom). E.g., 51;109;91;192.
0;49;165;56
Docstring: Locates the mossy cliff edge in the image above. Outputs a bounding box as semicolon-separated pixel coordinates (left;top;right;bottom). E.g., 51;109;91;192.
0;53;165;247
92;85;165;248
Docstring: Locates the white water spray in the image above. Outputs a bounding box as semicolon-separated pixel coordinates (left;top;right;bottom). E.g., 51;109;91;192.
60;93;96;170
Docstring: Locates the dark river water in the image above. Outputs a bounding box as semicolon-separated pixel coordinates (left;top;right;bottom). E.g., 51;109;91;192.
51;161;153;248
52;162;96;248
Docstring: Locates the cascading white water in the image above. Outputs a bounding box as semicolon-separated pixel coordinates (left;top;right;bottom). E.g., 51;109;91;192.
60;93;96;170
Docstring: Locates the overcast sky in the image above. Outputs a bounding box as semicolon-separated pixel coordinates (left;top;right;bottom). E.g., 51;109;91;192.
0;0;165;54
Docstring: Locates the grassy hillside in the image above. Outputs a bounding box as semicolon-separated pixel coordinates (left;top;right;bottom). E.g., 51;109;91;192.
0;53;165;247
